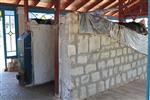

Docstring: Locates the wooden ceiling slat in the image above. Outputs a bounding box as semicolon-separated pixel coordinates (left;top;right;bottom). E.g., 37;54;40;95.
113;0;140;17
60;0;74;10
32;0;40;7
105;0;137;16
89;0;116;11
65;0;90;11
0;0;148;18
15;0;21;4
77;0;103;12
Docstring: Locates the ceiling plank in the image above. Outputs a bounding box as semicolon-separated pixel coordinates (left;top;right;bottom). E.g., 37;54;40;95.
89;0;116;11
105;0;139;16
32;0;40;7
60;0;74;10
66;0;90;11
113;0;141;17
77;0;103;12
15;0;21;4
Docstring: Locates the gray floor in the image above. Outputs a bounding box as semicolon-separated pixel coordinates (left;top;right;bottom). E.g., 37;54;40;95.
0;72;58;100
87;79;146;100
0;71;146;100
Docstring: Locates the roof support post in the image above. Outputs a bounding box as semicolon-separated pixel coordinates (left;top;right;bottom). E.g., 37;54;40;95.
24;0;29;31
146;0;150;100
54;0;60;96
118;0;124;22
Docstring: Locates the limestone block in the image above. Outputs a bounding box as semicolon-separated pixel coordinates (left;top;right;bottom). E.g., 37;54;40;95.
89;53;100;62
105;78;110;89
67;13;79;34
110;77;115;86
127;70;133;79
125;56;128;63
102;69;108;79
70;56;76;65
98;61;106;70
68;45;76;56
123;48;127;55
80;86;87;99
122;73;127;82
123;64;131;71
119;65;123;72
144;58;147;64
88;84;96;96
81;75;90;84
114;67;118;74
128;48;132;54
143;65;147;73
132;69;137;78
107;59;114;67
101;35;110;46
97;81;105;92
121;56;125;63
75;77;80;87
117;49;122;56
138;67;142;76
109;68;113;76
71;89;79;100
129;55;133;62
110;50;116;58
89;36;100;52
71;67;84;76
101;52;109;59
116;74;121;84
85;64;97;74
137;60;141;66
134;53;138;60
91;72;100;82
114;57;120;65
77;55;88;64
131;62;137;68
77;35;88;54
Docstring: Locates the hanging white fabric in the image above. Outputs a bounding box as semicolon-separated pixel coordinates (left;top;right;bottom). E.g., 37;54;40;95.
79;13;148;55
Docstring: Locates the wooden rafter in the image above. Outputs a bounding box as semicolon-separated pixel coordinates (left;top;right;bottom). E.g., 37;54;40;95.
105;0;138;16
113;0;141;17
77;0;103;12
60;0;74;10
15;0;21;4
32;0;40;7
66;0;90;11
89;0;116;11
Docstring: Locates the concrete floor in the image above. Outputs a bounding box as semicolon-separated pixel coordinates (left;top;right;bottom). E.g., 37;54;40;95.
0;71;146;100
0;72;58;100
87;79;146;100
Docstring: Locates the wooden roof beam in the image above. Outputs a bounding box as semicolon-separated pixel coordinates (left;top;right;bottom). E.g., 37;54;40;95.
113;0;140;17
60;0;74;10
77;0;103;12
89;0;116;11
32;0;40;7
66;0;90;11
105;0;139;16
15;0;21;4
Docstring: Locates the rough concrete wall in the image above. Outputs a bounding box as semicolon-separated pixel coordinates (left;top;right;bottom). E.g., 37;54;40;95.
59;16;72;100
59;13;147;100
30;24;55;85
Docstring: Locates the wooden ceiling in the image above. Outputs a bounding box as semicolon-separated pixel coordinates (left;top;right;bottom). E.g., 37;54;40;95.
0;0;148;18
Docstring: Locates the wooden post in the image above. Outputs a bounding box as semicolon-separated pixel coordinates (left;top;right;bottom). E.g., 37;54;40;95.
118;0;124;23
24;0;29;31
54;0;60;95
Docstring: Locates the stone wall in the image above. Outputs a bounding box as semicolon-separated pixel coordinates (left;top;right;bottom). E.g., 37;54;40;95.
59;13;147;100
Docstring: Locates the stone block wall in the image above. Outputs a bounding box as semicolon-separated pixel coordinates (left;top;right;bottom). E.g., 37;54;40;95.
59;13;147;100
